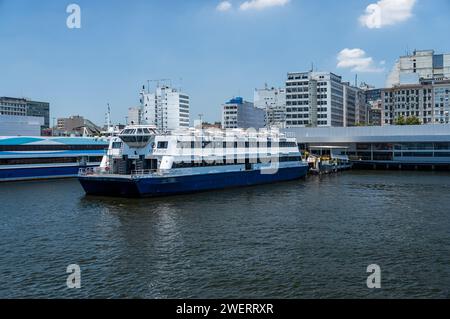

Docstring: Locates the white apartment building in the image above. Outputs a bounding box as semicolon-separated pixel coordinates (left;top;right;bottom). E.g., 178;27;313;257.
222;97;265;129
254;86;286;128
389;50;450;86
140;86;190;131
127;107;141;125
285;72;348;128
343;84;357;127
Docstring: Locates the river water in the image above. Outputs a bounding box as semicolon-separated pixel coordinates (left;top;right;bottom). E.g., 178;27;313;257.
0;170;449;298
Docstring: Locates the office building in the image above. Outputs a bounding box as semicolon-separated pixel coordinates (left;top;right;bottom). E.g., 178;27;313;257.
26;100;50;129
254;85;286;128
0;97;50;132
55;115;101;136
381;83;434;125
127;107;142;125
140;86;190;131
0;115;44;136
432;80;450;124
388;50;450;87
221;97;265;129
343;83;357;127
286;72;366;128
57;115;85;131
0;97;27;117
286;72;343;127
360;88;382;126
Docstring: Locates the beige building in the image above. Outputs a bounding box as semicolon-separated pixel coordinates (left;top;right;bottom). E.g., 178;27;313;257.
57;115;85;131
381;84;434;125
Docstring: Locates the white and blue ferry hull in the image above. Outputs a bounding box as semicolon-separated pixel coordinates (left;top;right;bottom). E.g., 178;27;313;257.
79;165;309;198
0;164;100;182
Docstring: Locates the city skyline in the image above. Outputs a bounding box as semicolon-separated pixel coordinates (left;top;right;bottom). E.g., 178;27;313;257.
1;0;449;124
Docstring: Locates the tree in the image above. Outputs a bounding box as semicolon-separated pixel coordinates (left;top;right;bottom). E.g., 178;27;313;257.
395;116;406;125
405;116;421;125
395;115;421;126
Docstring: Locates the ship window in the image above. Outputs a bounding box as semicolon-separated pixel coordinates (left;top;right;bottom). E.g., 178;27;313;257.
0;157;80;165
0;144;107;151
88;156;104;162
157;141;168;149
112;142;122;149
121;136;136;143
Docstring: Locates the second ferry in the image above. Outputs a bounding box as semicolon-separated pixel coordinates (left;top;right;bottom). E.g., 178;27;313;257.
78;125;309;197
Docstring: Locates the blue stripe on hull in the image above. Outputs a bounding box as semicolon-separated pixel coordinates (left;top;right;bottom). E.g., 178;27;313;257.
0;165;96;182
79;166;309;198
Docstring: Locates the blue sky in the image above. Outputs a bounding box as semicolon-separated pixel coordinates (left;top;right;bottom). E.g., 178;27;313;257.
0;0;449;125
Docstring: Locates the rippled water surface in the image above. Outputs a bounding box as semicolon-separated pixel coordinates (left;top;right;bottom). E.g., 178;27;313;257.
1;171;450;298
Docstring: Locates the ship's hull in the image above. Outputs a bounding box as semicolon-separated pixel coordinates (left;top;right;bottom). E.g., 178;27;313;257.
0;165;99;182
79;165;309;198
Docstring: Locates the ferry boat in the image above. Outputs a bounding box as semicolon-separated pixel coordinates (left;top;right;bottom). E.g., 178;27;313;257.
0;136;108;182
78;125;309;197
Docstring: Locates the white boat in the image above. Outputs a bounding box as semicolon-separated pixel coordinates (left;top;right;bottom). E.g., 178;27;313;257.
78;125;309;197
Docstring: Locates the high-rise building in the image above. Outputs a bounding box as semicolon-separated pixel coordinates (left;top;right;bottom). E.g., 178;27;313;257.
0;97;50;132
26;100;50;129
382;79;450;125
356;90;369;125
388;50;450;87
432;80;450;124
140;86;190;131
343;83;357;127
381;83;434;125
254;85;286;128
286;72;366;128
127;107;141;125
221;97;265;129
363;88;382;126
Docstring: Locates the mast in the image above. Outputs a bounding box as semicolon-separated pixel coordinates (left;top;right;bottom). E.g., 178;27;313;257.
105;103;112;130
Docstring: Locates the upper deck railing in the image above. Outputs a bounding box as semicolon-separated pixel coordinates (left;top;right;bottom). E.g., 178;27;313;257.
78;167;162;178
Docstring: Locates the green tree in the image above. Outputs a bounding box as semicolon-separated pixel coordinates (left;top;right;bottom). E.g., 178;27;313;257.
405;116;421;125
395;116;406;125
395;116;421;125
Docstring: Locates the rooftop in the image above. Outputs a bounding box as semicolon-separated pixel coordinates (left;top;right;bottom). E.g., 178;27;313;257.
284;125;450;143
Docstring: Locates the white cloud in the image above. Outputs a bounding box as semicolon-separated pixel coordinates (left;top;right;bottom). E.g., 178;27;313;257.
359;0;417;29
239;0;289;11
337;48;384;73
216;1;232;12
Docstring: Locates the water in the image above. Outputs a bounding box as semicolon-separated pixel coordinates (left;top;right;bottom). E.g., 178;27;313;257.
0;171;449;299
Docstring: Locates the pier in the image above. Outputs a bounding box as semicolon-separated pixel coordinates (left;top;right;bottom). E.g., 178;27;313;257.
285;125;450;170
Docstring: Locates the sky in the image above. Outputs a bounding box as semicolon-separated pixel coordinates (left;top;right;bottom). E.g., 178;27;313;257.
0;0;449;125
